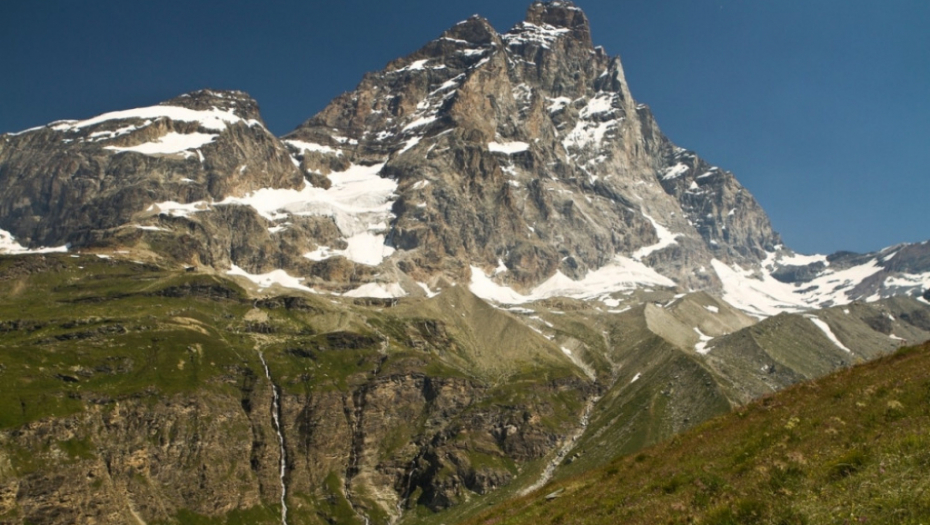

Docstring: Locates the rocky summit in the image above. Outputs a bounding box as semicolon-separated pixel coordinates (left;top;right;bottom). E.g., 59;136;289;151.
1;2;929;525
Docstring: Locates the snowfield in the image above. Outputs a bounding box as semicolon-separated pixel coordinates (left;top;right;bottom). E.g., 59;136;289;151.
469;255;675;304
712;250;891;318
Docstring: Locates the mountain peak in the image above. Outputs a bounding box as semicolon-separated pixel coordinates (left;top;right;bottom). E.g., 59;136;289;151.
162;89;263;122
442;14;498;46
524;1;591;46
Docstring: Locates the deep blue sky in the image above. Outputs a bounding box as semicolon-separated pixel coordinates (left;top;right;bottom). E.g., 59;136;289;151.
2;1;928;255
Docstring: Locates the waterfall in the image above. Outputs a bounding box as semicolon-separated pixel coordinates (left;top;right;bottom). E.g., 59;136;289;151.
259;352;289;525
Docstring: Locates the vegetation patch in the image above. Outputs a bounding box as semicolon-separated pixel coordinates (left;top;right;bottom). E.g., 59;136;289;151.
463;342;930;525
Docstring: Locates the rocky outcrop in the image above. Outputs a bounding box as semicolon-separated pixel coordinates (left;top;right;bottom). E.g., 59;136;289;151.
0;388;276;524
0;90;301;248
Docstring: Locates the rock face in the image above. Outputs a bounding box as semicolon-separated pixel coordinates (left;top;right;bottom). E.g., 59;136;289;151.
287;1;779;290
0;1;782;296
0;90;301;246
0;365;586;523
0;89;358;279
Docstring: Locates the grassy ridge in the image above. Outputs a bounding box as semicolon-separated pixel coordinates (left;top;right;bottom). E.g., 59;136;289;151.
0;254;257;429
0;253;587;429
465;342;930;525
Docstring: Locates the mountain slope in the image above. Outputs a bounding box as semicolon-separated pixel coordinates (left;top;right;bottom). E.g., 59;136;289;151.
0;2;929;524
465;341;930;525
0;253;596;524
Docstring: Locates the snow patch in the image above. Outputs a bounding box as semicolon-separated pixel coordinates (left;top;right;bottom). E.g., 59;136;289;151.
694;328;713;355
54;105;254;133
469;256;674;305
403;116;437;132
227;264;314;293
285;140;343;156
767;251;829;269
147;200;212;218
580;94;615;118
632;214;682;261
488;141;529;154
503;22;571;49
661;163;689;181
135;225;168;232
223;162;396;265
397;136;422;154
435;75;465;93
883;272;930;290
712;256;884;318
153;162;398;266
807;316;852;353
302;232;395;267
416;282;439;298
87;122;150;142
343;282;406;299
406;59;430;71
562;118;617;151
494;258;508;275
105;132;216;155
0;228;68;254
546;97;572;113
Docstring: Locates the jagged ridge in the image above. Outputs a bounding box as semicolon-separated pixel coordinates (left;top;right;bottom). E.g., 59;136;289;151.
0;1;784;300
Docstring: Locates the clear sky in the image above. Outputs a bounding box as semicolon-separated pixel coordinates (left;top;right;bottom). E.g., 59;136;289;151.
2;1;928;255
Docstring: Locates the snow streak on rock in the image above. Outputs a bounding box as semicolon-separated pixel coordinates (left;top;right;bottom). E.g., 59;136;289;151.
806;316;852;353
50;104;261;132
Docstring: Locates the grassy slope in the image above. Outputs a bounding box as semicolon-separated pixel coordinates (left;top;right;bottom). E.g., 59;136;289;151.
0;254;257;429
0;253;587;428
464;341;930;525
0;253;595;524
5;253;929;524
549;304;733;482
703;299;930;405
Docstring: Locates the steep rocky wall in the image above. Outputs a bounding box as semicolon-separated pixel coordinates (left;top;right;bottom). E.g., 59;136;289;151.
0;361;591;524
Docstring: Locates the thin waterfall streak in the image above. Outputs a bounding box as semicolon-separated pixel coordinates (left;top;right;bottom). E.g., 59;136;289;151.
259;352;288;525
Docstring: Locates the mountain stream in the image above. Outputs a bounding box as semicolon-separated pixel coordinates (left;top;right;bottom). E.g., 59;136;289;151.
259;351;289;525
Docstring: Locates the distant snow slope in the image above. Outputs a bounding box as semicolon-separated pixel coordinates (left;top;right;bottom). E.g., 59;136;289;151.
0;228;68;255
713;246;929;318
469;255;675;304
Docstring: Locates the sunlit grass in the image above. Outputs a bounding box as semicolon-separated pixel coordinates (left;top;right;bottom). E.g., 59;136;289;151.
465;342;930;525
